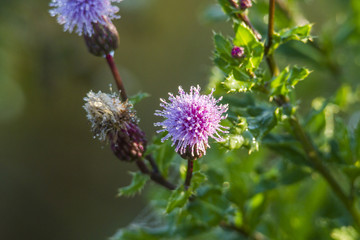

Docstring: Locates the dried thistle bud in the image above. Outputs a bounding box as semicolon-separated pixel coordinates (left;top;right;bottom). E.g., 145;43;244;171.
83;90;146;161
84;17;119;57
231;46;245;59
240;0;252;10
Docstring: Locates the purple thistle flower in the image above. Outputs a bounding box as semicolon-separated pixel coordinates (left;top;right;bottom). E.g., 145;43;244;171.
155;86;229;159
49;0;122;36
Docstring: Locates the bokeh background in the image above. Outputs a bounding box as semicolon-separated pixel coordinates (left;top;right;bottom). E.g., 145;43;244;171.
0;0;358;240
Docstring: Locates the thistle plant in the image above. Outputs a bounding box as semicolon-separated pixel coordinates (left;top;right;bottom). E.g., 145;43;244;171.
50;0;360;239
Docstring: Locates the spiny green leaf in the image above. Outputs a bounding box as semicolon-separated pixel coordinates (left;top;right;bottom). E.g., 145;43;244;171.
233;23;264;70
271;24;313;54
222;71;254;93
270;66;311;97
118;172;149;197
214;33;233;58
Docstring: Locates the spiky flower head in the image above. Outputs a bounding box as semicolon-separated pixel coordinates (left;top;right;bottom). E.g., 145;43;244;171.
155;86;228;160
83;90;146;161
49;0;122;36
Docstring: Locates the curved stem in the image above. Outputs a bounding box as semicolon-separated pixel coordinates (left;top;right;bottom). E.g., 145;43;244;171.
137;157;176;190
105;54;127;101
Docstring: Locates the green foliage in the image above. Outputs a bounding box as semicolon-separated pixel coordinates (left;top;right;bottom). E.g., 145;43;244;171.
165;187;192;213
118;172;149;197
112;1;360;239
233;24;264;71
271;24;313;54
270;66;311;97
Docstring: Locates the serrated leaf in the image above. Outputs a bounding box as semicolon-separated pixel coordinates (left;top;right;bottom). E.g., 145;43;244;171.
118;172;149;197
128;92;150;105
222;71;253;93
270;66;311;97
214;33;233;58
166;187;192;213
271;24;313;54
233;23;264;70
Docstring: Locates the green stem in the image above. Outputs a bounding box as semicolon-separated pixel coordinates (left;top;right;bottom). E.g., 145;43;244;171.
289;117;360;229
265;0;279;77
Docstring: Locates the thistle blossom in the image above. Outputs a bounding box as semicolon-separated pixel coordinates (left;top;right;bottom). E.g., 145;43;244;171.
49;0;122;36
155;86;228;159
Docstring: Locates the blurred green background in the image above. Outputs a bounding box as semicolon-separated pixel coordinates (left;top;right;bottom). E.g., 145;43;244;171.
0;0;357;240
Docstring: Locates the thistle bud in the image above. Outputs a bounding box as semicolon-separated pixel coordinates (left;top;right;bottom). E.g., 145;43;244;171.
231;46;245;59
178;143;205;161
240;0;252;10
110;122;147;162
83;90;146;162
84;17;119;57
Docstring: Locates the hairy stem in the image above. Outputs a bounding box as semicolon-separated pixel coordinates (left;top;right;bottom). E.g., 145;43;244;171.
184;158;194;190
265;0;279;76
105;54;127;101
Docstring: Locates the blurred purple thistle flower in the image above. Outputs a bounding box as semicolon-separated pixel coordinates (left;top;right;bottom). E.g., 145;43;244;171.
49;0;122;36
155;86;228;159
